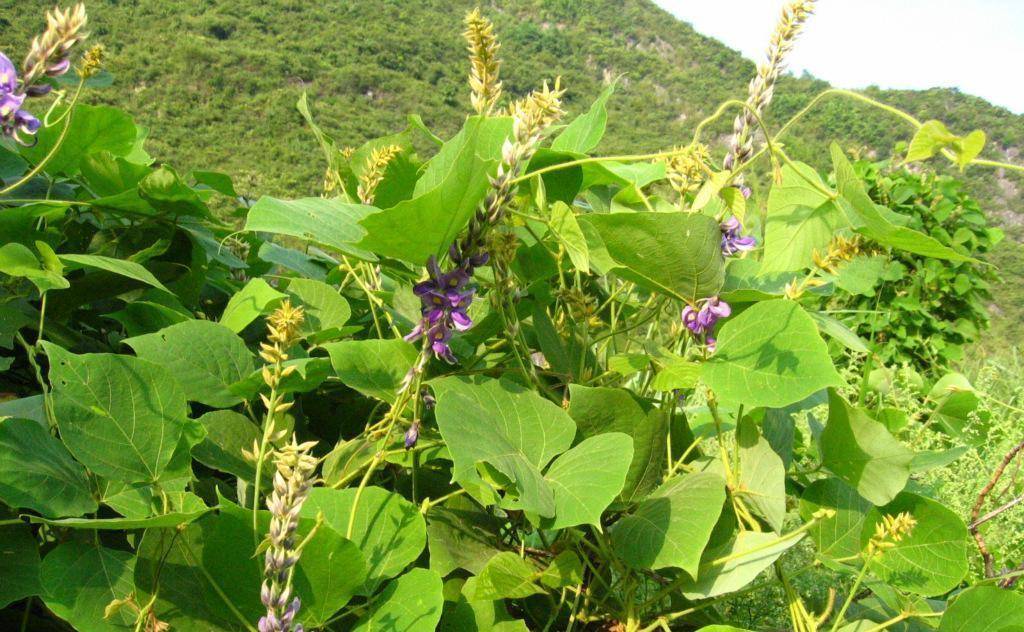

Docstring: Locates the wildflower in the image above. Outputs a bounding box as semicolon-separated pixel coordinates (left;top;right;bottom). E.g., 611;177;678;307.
0;54;40;143
724;0;815;172
22;3;88;88
681;296;731;336
405;254;481;363
357;144;402;205
404;421;420;450
464;8;502;116
720;216;757;256
662;144;710;198
258;437;318;632
865;511;916;558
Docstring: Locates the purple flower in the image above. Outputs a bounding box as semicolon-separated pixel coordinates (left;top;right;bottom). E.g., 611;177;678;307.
720;216;756;256
404;422;420;449
406;251;486;363
706;336;717;353
681;296;731;338
0;53;40;145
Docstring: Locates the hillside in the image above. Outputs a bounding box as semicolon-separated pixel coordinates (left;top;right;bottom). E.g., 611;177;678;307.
2;0;1022;222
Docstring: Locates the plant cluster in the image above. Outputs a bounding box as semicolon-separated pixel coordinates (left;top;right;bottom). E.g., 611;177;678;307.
1;4;1023;632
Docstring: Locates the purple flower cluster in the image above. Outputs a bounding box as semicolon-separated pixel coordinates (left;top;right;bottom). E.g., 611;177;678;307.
258;596;302;632
0;54;41;144
405;247;488;364
681;296;731;352
720;216;756;256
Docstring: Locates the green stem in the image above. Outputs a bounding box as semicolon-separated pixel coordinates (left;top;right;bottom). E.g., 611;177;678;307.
830;561;869;632
0;79;85;197
252;385;279;538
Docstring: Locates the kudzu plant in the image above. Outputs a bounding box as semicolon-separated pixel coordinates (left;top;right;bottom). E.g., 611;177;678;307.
1;3;1023;632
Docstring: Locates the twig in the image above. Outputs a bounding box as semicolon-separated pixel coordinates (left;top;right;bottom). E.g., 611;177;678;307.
969;439;1024;578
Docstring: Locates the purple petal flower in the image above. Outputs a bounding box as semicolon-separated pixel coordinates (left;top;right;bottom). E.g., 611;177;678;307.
704;296;731;319
403;321;425;343
46;59;71;77
14;109;40;134
0;54;17;94
420;388;436;409
720;215;757;256
681;305;702;334
25;83;52;97
404;422;420;449
450;308;472;331
706;336;717;353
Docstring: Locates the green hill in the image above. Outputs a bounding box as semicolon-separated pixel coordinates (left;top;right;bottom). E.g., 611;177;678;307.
3;0;1022;219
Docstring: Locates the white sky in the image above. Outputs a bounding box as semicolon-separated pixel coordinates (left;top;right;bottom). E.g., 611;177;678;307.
652;0;1024;114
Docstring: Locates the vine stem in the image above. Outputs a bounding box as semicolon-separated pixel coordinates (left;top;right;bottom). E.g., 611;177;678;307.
829;561;869;632
251;383;279;538
0;79;85;197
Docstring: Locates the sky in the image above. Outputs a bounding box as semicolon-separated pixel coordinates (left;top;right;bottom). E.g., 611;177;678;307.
652;0;1024;114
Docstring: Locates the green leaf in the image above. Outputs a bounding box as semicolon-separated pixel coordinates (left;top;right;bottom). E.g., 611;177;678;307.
124;320;255;407
440;576;529;632
551;83;613;153
580;211;725;302
0;418;96;518
27;506;212;530
192;410;261;480
324;338;420;403
938;585;1024;632
301;486;426;594
358;116;512;264
549;202;590;273
0;242;69;292
954;129;986;169
736;417;786;532
432;377;576;518
292;525;368;628
80;152;151;196
831;143;974;263
219;277;286;333
284;278;351;336
245;196;377;260
702;300;843;408
22;104;146;176
650;358;701;392
809;311;870;354
567;385;665;501
472;552;545;600
820;390;913;506
611;471;726;575
540;551;584;588
138;166;212;218
191;169;238;197
44;343;186;484
426;494;505;577
353;568;443;632
40;542;136;632
540;432;633;529
760;162;846;274
862;492;969;596
926;373;980;439
832;255;889;296
905;120;959;163
799;477;872;561
0;525;41;609
679;531;804;599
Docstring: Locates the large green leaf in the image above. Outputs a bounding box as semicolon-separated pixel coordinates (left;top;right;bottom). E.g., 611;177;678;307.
831;143;973;263
938;585;1024;632
611;471;726;576
736;417;786;532
244;196;377;259
352;568;443;632
820;390;913;506
40;542;136;632
125;319;255;408
567;385;665;501
580;211;725;302
440;576;530;632
0;242;69;293
21;104;147;176
192;410;261;481
358;116;512;264
44;343;186;484
426;495;505;577
291;524;368;628
539;432;633;529
58;254;169;292
301;486;426;594
432;377;576;519
679;531;804;599
284;278;351;336
0;525;41;609
0;417;97;518
551;83;613;154
862;492;969;596
799;477;872;561
219;277;286;333
324;338;420;403
28;507;212;530
471;552;544;600
702;300;843;408
761;162;847;274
